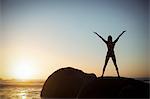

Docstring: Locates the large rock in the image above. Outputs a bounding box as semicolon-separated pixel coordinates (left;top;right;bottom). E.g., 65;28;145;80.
78;77;149;98
41;67;149;98
41;67;96;98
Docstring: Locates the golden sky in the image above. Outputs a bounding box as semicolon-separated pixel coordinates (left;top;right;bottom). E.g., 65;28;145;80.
0;0;149;80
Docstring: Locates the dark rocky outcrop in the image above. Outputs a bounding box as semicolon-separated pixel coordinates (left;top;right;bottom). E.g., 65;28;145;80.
41;67;96;98
78;77;149;98
41;67;149;98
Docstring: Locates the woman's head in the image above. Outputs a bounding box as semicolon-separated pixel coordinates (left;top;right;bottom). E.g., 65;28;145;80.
108;35;112;42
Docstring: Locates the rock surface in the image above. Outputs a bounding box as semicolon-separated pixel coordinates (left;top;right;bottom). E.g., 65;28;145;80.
78;77;149;98
41;67;96;98
41;67;149;98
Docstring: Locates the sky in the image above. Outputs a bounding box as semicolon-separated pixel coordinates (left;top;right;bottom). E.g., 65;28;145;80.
0;0;149;80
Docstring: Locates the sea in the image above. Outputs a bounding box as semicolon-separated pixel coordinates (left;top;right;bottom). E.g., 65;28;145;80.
0;77;149;99
0;79;43;99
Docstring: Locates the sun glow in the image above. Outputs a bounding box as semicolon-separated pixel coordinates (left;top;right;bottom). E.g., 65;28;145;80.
12;60;36;80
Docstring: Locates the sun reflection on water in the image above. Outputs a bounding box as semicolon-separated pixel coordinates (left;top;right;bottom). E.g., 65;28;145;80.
22;95;27;99
0;86;42;99
18;90;27;99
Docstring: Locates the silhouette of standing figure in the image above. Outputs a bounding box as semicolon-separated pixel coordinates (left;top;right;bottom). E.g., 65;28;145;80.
94;31;126;78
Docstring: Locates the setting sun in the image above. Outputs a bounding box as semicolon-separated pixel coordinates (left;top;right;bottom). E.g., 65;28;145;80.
12;60;36;80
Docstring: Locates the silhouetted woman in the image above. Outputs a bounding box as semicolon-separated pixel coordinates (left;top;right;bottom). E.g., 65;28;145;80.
94;31;126;77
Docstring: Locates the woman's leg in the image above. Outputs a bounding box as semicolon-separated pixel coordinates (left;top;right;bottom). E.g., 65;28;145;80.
112;55;120;77
102;55;109;77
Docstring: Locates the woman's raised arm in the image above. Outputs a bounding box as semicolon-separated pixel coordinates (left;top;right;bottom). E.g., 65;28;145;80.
94;32;107;43
114;30;126;43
